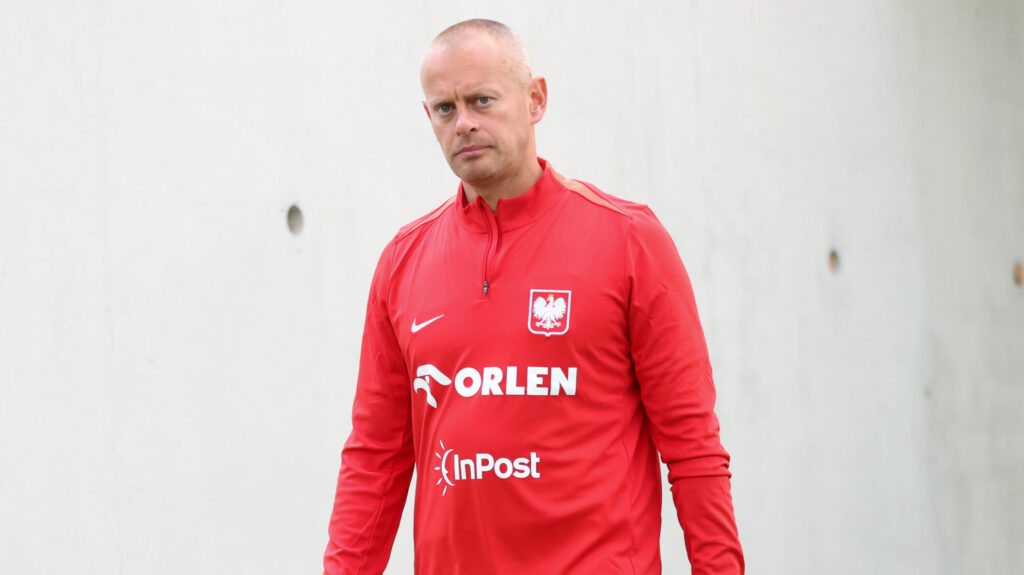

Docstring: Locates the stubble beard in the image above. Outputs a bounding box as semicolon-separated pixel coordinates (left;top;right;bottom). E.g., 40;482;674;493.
446;128;531;189
449;149;505;187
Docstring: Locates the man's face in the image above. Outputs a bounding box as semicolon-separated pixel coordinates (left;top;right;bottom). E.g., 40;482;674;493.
421;34;545;188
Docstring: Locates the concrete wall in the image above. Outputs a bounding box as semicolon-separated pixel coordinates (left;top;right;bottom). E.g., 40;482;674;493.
1;1;1021;573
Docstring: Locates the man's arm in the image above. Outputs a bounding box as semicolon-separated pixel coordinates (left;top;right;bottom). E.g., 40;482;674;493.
324;242;415;575
626;208;745;575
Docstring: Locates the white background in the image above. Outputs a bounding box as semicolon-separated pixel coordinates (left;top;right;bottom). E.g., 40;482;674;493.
1;1;1022;573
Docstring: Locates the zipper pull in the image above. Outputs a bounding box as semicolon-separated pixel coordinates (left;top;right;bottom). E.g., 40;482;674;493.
483;281;489;296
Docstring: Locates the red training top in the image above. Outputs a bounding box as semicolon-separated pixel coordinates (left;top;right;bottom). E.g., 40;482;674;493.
325;159;744;575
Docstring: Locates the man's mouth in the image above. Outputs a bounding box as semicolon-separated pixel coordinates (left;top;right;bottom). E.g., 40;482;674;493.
456;145;488;157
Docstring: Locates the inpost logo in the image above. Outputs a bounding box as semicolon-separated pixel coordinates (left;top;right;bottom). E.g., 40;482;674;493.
433;440;541;497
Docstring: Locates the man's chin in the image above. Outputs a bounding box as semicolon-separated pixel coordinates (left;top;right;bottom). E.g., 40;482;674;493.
450;159;499;185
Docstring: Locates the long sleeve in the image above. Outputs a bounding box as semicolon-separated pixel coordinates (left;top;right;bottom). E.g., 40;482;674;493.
324;242;415;575
626;208;745;575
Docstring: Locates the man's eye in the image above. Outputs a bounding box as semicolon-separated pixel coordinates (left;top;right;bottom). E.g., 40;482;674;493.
437;104;453;114
477;97;491;105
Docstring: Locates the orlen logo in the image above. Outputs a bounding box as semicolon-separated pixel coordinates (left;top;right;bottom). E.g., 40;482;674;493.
413;364;577;409
433;440;540;497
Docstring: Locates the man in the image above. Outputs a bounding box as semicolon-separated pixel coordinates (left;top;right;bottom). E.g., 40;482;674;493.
324;19;744;575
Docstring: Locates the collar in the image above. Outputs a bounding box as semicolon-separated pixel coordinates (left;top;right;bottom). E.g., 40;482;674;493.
453;158;566;233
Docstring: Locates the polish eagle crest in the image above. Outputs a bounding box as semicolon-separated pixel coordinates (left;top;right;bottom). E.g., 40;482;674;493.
528;289;572;336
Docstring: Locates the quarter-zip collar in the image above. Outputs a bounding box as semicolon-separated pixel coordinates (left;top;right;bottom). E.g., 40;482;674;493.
453;158;565;234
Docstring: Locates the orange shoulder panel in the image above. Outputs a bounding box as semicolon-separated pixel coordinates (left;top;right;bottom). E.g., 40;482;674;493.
397;195;457;239
551;170;628;217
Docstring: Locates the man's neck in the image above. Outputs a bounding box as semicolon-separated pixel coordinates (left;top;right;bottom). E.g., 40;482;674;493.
463;159;544;212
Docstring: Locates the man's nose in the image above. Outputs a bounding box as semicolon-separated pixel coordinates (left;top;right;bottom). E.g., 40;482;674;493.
454;109;477;136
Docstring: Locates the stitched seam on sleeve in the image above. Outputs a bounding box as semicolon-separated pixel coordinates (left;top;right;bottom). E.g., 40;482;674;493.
354;463;401;575
617;388;640;575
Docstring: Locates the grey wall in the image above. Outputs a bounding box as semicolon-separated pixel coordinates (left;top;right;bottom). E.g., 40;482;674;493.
1;1;1021;573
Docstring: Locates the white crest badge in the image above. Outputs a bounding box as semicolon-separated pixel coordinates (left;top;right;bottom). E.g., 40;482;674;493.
528;289;572;337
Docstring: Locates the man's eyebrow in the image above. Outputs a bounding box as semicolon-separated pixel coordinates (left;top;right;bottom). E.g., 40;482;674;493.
427;88;499;107
467;86;500;95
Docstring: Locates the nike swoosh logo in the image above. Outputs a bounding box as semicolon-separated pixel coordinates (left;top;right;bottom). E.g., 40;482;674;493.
411;314;445;333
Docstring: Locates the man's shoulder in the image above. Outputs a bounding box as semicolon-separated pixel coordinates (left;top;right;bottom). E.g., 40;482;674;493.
554;172;659;226
391;195;458;243
554;172;682;257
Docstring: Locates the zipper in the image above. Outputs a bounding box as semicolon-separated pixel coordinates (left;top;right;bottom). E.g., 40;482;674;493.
479;202;500;297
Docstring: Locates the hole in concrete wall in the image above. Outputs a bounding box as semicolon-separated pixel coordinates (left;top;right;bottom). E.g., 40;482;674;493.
287;204;304;236
828;249;840;273
1015;261;1022;287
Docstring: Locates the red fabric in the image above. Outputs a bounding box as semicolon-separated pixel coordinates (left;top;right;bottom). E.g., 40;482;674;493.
325;159;744;574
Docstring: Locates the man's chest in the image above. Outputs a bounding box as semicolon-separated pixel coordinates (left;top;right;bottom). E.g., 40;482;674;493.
388;227;630;372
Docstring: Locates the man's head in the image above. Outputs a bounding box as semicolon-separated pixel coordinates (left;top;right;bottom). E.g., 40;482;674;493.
421;20;547;199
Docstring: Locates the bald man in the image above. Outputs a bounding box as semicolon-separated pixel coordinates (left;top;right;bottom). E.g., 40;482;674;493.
324;19;744;575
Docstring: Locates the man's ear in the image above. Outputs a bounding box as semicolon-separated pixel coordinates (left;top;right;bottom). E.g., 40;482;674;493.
422;101;432;120
528;77;548;124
